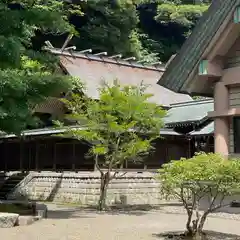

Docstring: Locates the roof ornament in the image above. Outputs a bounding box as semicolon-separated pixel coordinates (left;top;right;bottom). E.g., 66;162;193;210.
109;54;122;59
94;52;108;56
137;59;147;64
44;40;54;48
149;61;163;66
79;49;92;54
64;46;76;51
123;57;136;61
61;33;74;52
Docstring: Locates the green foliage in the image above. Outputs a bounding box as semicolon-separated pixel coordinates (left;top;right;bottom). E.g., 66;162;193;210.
155;3;209;27
63;81;166;168
0;1;80;134
158;152;240;236
159;153;240;197
72;0;157;62
61;81;166;210
35;0;212;63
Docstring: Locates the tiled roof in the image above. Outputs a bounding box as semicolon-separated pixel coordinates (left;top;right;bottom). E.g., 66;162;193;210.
160;129;182;136
0;126;181;138
158;0;238;93
47;48;192;107
164;99;214;126
190;121;214;136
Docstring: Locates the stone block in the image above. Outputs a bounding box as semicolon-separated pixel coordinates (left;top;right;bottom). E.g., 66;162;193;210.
35;203;48;218
17;216;35;226
0;213;19;228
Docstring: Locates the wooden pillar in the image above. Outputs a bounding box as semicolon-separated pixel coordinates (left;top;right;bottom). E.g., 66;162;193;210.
165;141;169;163
186;135;192;158
4;139;7;172
72;142;76;171
53;142;56;171
206;135;210;153
35;141;39;171
28;138;31;170
20;137;24;171
188;139;192;158
214;81;229;157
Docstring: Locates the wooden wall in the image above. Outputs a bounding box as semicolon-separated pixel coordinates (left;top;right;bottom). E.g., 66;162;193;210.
0;136;189;172
229;87;240;153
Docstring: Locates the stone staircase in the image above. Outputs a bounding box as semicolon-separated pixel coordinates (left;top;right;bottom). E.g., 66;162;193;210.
0;172;28;200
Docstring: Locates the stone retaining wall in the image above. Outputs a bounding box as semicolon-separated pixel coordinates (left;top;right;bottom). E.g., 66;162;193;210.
7;171;163;205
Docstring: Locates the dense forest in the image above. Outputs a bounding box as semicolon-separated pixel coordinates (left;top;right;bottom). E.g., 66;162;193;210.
34;0;211;63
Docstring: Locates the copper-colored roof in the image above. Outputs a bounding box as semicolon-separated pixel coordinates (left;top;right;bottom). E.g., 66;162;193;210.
47;48;192;107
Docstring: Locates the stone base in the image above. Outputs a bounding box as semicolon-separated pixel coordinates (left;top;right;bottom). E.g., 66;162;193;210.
0;201;47;228
7;171;162;206
35;203;48;218
0;213;19;228
231;200;240;208
16;215;38;226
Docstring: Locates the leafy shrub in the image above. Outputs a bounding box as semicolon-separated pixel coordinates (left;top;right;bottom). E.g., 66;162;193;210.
157;152;240;238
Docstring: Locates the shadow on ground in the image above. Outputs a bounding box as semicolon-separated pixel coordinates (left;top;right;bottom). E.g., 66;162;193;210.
47;208;95;219
152;231;240;240
46;203;182;219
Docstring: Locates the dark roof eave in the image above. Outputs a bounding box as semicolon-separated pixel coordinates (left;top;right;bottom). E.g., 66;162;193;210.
166;116;209;127
191;133;214;136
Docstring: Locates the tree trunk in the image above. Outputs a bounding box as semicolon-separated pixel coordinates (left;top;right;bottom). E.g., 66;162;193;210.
186;213;208;240
197;213;208;234
186;210;193;235
185;208;206;239
98;172;110;211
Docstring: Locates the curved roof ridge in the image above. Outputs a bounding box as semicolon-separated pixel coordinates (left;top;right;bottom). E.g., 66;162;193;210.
170;99;213;108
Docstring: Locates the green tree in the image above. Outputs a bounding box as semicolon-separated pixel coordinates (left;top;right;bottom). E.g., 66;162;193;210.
0;0;81;134
71;0;157;62
155;1;209;28
35;0;211;64
60;81;166;210
138;0;210;61
157;153;240;239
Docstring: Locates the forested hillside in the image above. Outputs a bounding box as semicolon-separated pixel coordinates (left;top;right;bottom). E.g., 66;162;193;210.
0;0;211;133
34;0;211;63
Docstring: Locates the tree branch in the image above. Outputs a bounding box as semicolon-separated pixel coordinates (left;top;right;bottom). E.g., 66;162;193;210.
108;136;121;174
114;171;127;178
95;154;103;175
210;194;228;212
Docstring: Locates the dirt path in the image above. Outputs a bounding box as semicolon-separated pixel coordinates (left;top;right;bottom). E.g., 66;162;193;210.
0;204;240;240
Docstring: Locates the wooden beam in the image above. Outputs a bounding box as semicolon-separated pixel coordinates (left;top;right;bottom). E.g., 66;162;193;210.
234;7;240;23
208;107;240;118
53;142;56;171
4;140;7;172
20;138;23;171
198;58;222;77
35;142;39;171
199;60;208;75
72;142;76;171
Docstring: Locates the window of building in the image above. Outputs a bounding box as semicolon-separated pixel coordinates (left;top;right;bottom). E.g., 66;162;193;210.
233;117;240;153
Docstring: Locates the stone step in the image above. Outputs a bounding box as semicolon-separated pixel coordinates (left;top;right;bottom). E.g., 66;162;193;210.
0;213;19;228
16;216;40;226
0;174;27;199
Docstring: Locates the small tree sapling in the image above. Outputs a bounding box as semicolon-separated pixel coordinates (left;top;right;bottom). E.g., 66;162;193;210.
157;152;240;239
61;81;166;210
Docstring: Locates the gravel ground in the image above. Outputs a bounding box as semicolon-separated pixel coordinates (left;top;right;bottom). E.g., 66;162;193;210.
0;204;240;240
157;205;240;221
